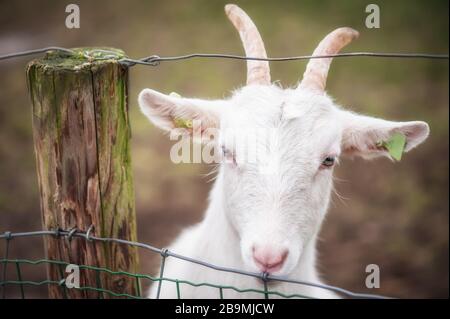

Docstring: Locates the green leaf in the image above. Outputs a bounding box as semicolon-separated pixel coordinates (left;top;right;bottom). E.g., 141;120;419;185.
379;132;407;161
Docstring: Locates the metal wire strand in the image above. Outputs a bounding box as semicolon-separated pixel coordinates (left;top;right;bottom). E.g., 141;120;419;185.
0;229;391;299
127;52;450;66
0;47;74;61
0;47;448;65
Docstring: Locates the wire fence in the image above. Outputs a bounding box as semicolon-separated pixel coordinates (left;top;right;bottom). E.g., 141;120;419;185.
0;46;447;300
0;47;448;66
0;228;391;299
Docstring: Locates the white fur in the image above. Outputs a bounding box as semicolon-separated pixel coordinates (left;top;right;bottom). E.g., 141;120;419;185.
138;83;429;299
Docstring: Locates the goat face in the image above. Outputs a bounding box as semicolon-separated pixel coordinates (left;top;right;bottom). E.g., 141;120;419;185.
219;86;342;275
138;4;429;276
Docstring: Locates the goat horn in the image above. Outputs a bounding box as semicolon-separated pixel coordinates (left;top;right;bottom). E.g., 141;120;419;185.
225;4;271;86
298;27;359;92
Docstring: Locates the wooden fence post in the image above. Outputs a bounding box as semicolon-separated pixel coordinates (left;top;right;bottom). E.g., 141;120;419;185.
26;48;139;298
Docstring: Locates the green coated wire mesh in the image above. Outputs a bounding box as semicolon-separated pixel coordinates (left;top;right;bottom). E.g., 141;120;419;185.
0;259;312;299
0;229;391;299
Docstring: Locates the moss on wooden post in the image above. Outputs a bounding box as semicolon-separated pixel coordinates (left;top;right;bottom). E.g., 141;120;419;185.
27;48;139;298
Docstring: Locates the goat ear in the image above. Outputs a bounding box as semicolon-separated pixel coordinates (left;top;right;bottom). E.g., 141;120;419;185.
138;89;223;135
340;111;430;160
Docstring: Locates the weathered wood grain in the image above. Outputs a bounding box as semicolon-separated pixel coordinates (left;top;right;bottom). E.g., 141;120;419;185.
27;48;139;298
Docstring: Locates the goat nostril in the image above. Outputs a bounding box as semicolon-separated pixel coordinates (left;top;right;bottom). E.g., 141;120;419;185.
269;250;288;267
252;248;289;272
278;250;288;264
281;250;288;261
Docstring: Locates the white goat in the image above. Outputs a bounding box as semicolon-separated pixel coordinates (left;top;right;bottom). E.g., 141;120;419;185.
138;4;429;299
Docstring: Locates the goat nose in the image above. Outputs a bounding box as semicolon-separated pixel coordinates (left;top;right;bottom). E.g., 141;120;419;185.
252;246;288;273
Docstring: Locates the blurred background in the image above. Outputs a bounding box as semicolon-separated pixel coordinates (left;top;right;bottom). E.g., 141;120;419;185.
0;0;448;298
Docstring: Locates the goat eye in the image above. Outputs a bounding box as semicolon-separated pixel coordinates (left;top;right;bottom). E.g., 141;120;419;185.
321;156;335;168
221;145;229;157
221;146;236;164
